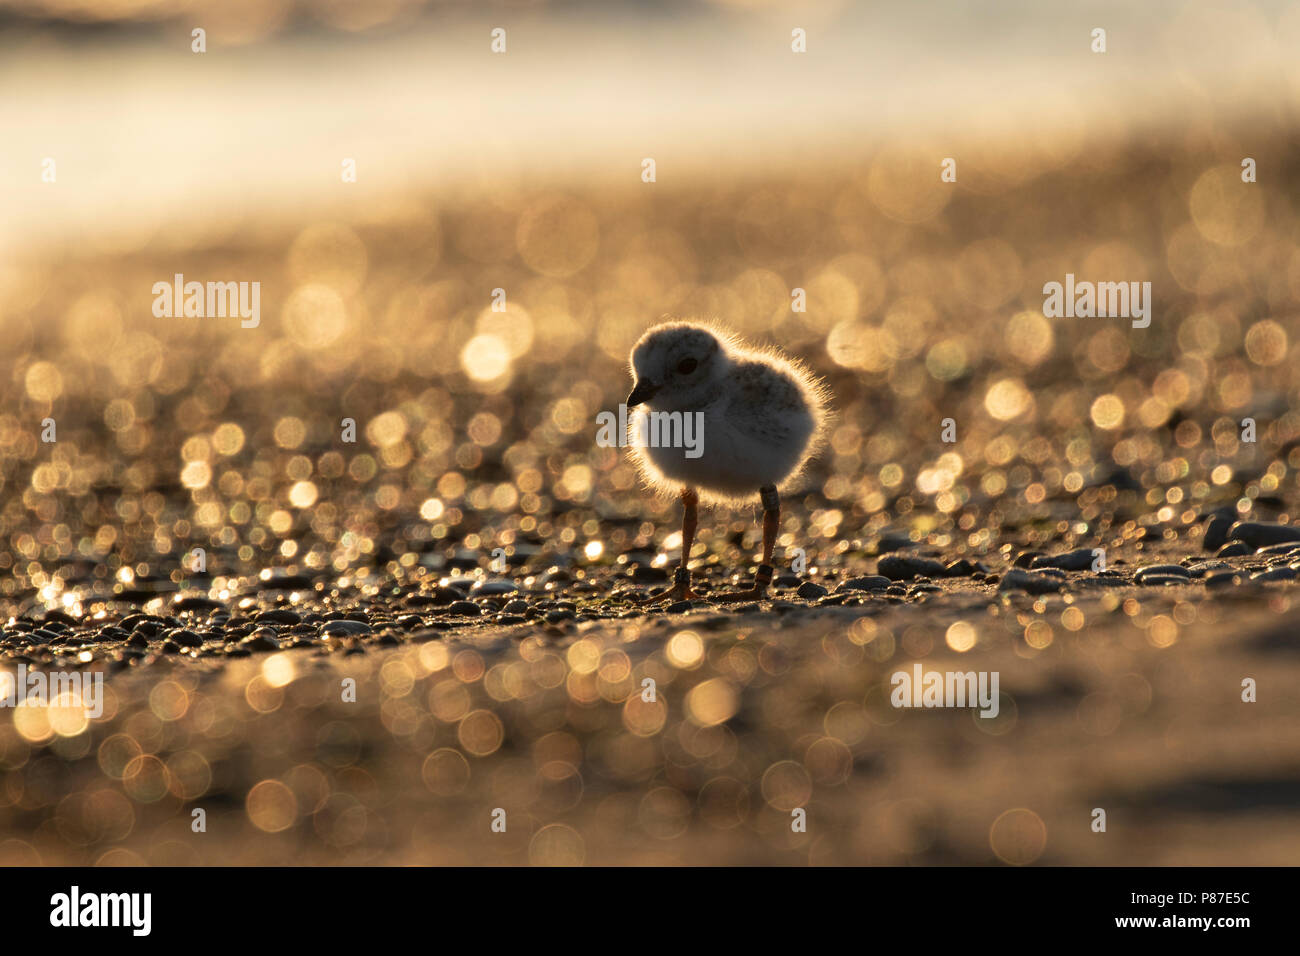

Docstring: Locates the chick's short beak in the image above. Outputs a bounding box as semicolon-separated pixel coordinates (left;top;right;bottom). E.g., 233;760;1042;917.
626;379;660;407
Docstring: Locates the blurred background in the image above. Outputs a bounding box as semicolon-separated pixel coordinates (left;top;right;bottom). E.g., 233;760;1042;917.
3;0;1300;254
2;0;1300;866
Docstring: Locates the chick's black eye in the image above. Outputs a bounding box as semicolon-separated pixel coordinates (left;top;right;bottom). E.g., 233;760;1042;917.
676;357;698;375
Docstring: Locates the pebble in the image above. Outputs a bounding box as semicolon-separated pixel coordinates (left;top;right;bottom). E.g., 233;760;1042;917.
241;629;281;651
1216;541;1252;558
877;555;946;580
167;629;204;648
626;565;669;584
838;576;891;592
538;568;574;587
1030;549;1097;572
1202;513;1236;552
796;582;829;599
256;609;301;625
406;587;462;607
1204;571;1241;589
998;569;1064;594
320;619;374;637
1137;575;1193;587
1254;542;1300;556
1250;567;1297;582
1134;565;1192;584
471;579;521;596
1226;522;1300;548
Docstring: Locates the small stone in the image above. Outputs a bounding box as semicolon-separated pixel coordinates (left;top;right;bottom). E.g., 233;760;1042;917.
1204;571;1240;589
1137;574;1193;586
241;629;280;651
1216;541;1252;558
796;582;828;599
1030;549;1097;572
1202;513;1236;553
1254;542;1300;556
1226;521;1300;548
539;567;574;587
998;569;1064;594
1250;567;1297;582
168;629;204;648
663;601;692;615
320;619;374;637
838;576;891;592
877;555;946;580
406;588;461;607
255;609;301;625
1134;565;1192;584
471;579;520;596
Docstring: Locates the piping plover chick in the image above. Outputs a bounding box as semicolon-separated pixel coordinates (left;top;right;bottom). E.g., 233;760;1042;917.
625;321;831;604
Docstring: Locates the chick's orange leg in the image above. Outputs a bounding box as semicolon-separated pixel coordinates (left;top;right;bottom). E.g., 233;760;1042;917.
638;487;699;604
714;486;779;602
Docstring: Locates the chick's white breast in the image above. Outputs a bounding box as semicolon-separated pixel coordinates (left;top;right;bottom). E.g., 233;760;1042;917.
630;357;818;500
